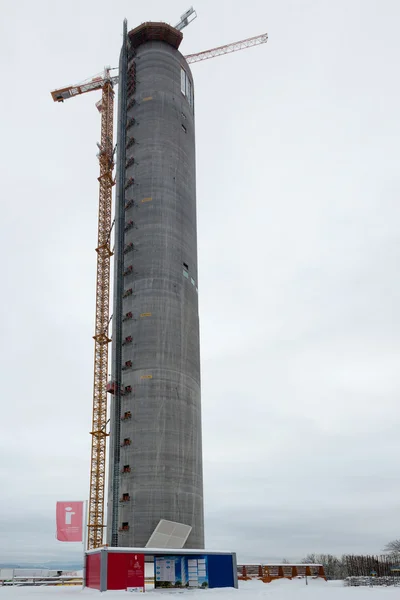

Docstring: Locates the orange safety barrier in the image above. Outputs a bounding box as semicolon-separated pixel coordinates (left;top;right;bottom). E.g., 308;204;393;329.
238;565;252;581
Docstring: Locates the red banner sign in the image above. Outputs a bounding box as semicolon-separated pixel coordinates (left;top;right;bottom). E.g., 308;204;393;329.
56;501;84;542
127;554;145;590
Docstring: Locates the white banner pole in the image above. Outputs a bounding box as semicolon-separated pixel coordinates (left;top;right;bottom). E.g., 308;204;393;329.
82;500;88;588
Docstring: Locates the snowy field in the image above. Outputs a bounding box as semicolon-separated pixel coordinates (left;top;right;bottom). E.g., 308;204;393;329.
1;580;399;599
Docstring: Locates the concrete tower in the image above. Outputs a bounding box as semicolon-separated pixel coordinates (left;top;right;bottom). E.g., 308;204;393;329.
107;21;204;549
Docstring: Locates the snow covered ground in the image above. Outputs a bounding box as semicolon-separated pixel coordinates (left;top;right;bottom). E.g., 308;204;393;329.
0;579;399;599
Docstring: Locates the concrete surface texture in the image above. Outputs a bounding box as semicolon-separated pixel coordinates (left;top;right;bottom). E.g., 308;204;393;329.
107;23;204;549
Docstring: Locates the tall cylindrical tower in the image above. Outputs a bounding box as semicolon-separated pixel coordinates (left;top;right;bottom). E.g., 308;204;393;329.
107;21;204;549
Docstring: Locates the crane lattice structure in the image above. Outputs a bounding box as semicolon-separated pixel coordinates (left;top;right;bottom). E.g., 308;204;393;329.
51;69;116;549
50;25;267;551
185;32;268;64
88;76;114;551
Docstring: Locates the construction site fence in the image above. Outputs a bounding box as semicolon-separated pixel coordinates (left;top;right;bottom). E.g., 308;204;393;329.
1;577;83;587
343;555;400;578
345;576;400;587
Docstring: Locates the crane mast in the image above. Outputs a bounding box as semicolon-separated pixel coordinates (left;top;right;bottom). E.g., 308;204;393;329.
51;70;115;549
88;75;114;550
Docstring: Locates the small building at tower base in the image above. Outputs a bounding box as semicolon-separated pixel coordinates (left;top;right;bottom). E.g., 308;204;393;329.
85;547;238;592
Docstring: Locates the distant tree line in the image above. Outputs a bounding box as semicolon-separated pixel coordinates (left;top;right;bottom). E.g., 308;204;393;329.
300;554;347;579
296;541;400;580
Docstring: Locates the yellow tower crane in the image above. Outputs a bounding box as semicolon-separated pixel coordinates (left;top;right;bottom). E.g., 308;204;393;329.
51;69;117;550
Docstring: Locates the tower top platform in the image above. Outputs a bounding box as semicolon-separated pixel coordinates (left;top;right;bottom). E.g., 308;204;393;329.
128;22;183;50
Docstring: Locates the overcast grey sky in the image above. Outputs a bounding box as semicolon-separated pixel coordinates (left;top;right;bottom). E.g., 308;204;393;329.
1;0;400;564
